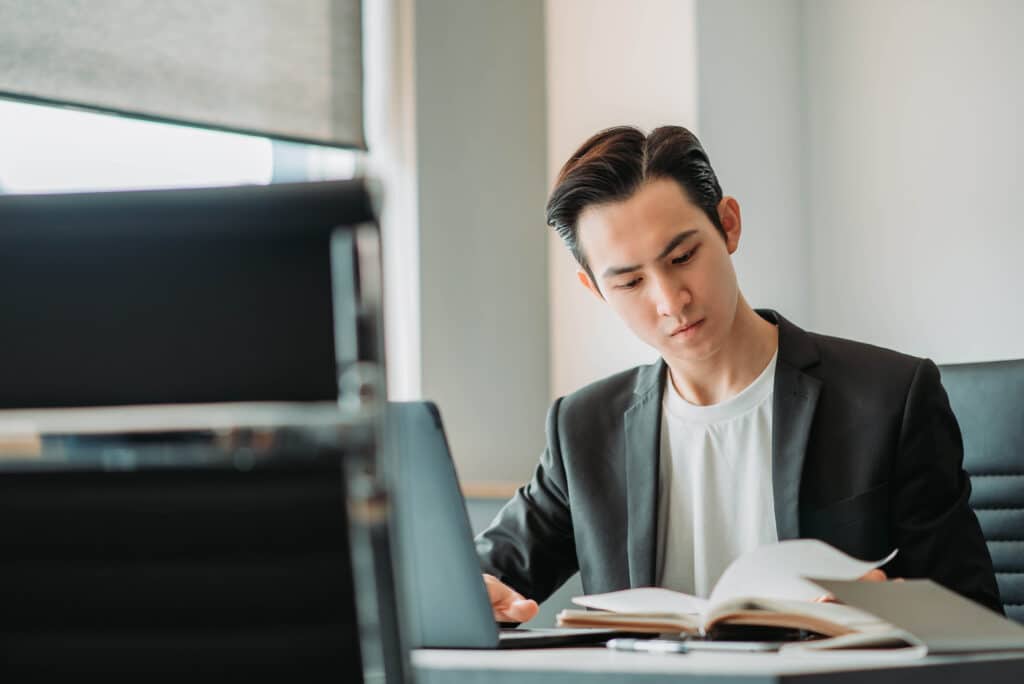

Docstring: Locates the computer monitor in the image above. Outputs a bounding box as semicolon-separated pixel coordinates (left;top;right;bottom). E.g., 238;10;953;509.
0;179;380;408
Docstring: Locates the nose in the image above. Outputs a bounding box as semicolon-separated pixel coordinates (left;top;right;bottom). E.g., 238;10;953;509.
651;272;690;318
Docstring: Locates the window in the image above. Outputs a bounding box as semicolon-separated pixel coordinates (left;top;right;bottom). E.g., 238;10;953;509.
0;98;360;195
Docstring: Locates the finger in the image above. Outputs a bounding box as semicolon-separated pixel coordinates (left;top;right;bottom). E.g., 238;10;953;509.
483;573;526;604
482;574;539;622
482;573;506;599
859;569;887;582
815;593;837;603
496;598;539;623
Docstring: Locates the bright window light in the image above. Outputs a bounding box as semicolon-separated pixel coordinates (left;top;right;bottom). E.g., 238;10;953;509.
0;98;274;194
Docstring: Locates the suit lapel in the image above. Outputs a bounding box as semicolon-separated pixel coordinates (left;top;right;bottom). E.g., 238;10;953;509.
624;360;666;588
762;310;822;540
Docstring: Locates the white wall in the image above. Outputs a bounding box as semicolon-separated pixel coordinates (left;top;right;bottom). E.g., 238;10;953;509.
696;0;1024;364
696;0;809;326
546;0;699;399
364;0;421;400
804;0;1024;363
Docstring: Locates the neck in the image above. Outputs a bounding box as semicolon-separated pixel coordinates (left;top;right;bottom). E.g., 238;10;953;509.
666;299;779;406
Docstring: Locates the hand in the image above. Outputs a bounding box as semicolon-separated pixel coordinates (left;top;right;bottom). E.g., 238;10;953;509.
858;569;888;583
815;568;892;603
483;573;539;623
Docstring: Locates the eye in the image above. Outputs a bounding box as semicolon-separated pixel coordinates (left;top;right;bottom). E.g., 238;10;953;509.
672;245;698;265
615;277;642;291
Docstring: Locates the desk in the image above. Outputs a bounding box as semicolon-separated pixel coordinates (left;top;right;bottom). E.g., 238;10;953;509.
413;647;1024;683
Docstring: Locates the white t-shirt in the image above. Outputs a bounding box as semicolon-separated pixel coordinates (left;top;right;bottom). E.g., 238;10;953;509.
655;351;780;597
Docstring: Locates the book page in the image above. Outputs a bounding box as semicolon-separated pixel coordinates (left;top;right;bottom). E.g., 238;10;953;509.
705;596;890;635
568;541;896;623
707;539;897;607
571;587;709;616
779;628;927;658
556;608;701;634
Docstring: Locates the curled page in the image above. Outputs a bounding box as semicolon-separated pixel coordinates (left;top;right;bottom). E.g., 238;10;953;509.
707;539;898;607
572;587;709;615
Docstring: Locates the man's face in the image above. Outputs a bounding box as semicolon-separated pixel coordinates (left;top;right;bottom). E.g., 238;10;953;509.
576;178;742;365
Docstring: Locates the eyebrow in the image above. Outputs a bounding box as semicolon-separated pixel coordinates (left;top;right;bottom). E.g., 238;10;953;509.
601;230;699;279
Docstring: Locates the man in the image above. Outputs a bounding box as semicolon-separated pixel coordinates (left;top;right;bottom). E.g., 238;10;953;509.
476;125;1001;623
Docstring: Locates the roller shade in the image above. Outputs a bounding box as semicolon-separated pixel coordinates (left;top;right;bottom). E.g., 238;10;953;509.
0;0;364;149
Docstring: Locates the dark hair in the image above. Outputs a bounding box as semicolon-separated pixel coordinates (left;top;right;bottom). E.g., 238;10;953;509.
545;125;724;287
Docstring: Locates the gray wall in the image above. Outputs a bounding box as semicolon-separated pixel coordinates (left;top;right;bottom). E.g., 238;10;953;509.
803;0;1024;362
697;0;1024;363
696;0;809;325
414;0;550;483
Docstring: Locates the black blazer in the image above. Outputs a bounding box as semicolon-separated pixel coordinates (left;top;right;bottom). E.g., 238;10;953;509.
476;310;1002;614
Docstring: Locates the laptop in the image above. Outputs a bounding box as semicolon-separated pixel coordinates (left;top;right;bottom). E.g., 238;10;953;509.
387;400;629;649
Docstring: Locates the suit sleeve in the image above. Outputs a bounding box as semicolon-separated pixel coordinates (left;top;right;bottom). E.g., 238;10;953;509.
889;358;1003;613
474;397;579;604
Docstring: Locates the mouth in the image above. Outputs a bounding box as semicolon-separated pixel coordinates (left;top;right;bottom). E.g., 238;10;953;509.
670;319;705;338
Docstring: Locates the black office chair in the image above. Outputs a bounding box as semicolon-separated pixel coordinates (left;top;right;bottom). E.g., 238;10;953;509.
939;359;1024;622
0;426;374;679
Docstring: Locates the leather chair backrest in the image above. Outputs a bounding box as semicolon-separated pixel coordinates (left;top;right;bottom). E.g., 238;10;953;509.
0;433;365;679
939;359;1024;622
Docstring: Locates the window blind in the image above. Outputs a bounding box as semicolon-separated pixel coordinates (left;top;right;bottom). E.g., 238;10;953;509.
0;0;364;149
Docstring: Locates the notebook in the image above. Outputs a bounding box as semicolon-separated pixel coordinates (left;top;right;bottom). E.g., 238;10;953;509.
387;401;628;649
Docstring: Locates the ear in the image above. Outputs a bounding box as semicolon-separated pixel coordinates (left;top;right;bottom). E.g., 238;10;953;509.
576;268;604;301
717;196;742;255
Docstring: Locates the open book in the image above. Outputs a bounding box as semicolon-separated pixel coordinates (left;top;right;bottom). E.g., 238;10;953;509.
556;539;897;639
